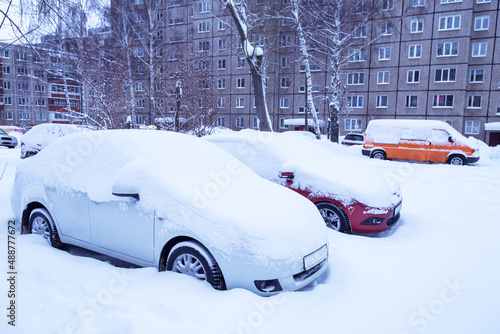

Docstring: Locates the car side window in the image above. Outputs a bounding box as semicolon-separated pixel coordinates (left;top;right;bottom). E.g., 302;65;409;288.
431;129;449;143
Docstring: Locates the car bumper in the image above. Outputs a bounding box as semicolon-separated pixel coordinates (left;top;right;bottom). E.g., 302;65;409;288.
350;201;402;234
466;156;480;164
361;149;371;157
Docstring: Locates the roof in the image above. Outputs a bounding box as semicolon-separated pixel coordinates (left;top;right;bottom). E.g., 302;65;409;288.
485;122;500;131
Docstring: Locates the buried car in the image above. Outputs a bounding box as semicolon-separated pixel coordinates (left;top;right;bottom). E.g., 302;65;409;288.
206;130;402;234
20;123;94;159
0;129;18;149
11;130;328;295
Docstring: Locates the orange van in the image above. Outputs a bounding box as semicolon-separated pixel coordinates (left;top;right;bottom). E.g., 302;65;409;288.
362;120;480;165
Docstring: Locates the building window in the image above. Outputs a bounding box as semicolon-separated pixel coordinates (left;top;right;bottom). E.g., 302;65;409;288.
381;22;393;36
198;21;210;33
6;111;13;120
236;78;245;88
17;67;28;76
3;96;12;105
36;99;45;106
36;113;47;121
236;97;245;108
34;70;44;78
379;47;391;60
377;71;390;84
217;117;225;127
474;16;489;31
17;82;28;91
281;77;291;88
409;44;422;59
218;59;226;70
470;69;484;83
476;0;490;3
345;118;362;131
435;68;456;82
467;96;482;109
218;39;226;50
2;66;10;75
16;52;28;61
472;42;487;57
135;82;144;92
169;18;183;25
281;35;291;47
407;70;420;83
405;95;418;108
433;94;454;107
465;120;480;135
441;0;462;4
438;15;461;31
19;112;31;121
169;0;183;7
281;56;291;68
2;50;10;58
347;72;365;85
199;2;210;13
376;95;388;108
351;25;367;39
3;81;10;90
136;99;145;108
347;95;364;108
280;97;290;109
382;0;394;10
437;42;459;56
413;0;425;7
217;98;226;108
252;117;259;129
237;57;246;69
217;78;226;89
348;49;366;62
236;117;244;128
411;19;424;33
18;97;28;106
135;47;144;57
198;41;210;52
279;118;288;129
218;19;227;31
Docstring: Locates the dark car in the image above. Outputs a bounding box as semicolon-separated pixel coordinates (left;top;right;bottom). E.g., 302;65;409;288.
341;133;364;146
0;129;18;149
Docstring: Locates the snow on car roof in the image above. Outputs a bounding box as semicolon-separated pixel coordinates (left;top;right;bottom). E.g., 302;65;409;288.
206;130;400;208
21;123;94;148
15;130;327;264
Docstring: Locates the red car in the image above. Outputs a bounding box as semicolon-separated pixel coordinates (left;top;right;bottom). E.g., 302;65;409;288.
206;131;402;234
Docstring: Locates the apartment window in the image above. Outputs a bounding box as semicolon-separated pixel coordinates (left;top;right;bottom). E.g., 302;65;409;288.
198;21;210;33
376;95;388;108
34;70;44;78
470;69;484;83
34;84;45;92
218;39;226;50
17;82;28;91
251;117;259;129
281;77;291;88
476;0;490;3
19;112;31;121
348;49;366;62
467;96;482;108
217;78;226;89
465;120;480;135
218;19;227;31
353;1;369;14
280;97;290;109
136;99;145;108
345;118;362;131
379;47;391;60
135;47;144;57
17;67;28;76
437;42;458;56
412;0;425;7
347;95;364;108
405;95;418;108
3;81;10;90
407;70;420;83
236;117;244;128
169;0;183;7
236;97;245;108
16;52;28;61
36;113;47;121
435;68;456;82
256;35;266;47
33;54;42;63
36;99;46;106
169;18;183;25
199;2;210;13
237;57;246;69
411;19;424;33
3;96;12;105
351;25;367;39
441;0;462;4
2;66;10;75
134;0;143;4
281;35;292;47
134;12;144;22
472;42;487;57
198;41;210;52
347;72;365;85
433;94;454;107
217;117;225;127
237;78;245;88
377;71;390;84
217;98;225;108
135;82;144;92
281;56;291;68
279;118;288;129
474;16;489;31
409;44;422;59
18;97;28;106
2;50;9;58
382;0;394;10
218;59;226;70
381;22;393;36
438;15;461;31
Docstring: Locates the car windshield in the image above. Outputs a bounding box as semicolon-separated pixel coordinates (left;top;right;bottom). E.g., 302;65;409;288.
0;129;7;135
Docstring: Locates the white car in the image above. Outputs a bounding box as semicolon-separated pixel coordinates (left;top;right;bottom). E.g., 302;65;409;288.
11;130;328;295
20;123;94;159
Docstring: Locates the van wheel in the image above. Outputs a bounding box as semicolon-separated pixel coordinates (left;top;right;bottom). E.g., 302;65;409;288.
448;155;465;166
371;151;386;160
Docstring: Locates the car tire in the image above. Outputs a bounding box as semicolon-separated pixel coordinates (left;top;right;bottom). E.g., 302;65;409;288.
448;155;465;166
316;202;351;233
371;150;386;160
29;208;64;249
166;241;226;290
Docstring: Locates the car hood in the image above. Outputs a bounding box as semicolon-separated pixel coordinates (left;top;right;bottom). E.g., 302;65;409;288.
13;130;328;266
207;130;401;209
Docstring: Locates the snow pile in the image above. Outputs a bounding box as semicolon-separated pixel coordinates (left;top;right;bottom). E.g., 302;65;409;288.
206;130;400;208
21;123;94;150
13;130;327;265
467;136;500;163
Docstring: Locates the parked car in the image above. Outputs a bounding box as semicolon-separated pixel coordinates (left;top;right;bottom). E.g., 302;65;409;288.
206;130;402;234
362;120;480;165
341;133;364;146
20;123;94;159
0;129;18;149
11;130;329;295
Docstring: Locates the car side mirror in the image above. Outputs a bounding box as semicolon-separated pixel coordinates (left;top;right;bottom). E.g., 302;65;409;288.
278;171;295;179
112;184;140;200
279;161;296;180
448;136;454;143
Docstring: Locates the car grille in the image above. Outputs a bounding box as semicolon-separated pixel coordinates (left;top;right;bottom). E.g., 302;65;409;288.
293;260;324;282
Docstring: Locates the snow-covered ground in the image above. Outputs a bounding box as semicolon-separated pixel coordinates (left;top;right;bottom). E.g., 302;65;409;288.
1;142;500;334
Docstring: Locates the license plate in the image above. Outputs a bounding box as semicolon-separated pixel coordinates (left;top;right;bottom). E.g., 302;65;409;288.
393;203;402;217
304;245;328;271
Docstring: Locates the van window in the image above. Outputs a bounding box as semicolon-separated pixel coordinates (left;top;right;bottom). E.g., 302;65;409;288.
401;127;427;140
431;129;450;143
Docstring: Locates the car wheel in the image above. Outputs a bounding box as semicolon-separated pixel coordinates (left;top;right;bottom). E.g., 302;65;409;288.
448;155;465;166
371;150;386;160
166;241;226;290
316;202;350;233
29;208;64;249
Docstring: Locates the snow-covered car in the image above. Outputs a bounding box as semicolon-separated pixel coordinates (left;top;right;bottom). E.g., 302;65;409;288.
341;133;364;146
11;130;329;295
20;123;94;159
206;130;402;234
0;129;18;149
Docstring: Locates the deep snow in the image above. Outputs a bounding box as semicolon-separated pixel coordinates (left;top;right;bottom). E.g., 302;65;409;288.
1;140;500;334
